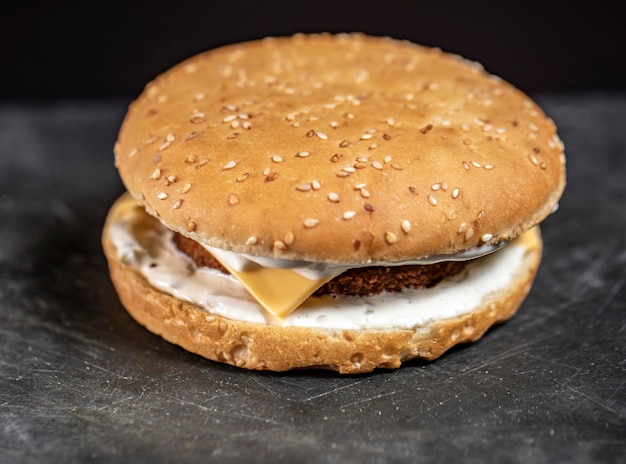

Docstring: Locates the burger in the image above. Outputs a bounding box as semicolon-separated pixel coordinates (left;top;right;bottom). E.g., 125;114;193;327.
103;33;566;373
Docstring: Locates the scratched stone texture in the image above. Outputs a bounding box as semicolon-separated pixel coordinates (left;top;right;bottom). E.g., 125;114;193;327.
0;94;624;463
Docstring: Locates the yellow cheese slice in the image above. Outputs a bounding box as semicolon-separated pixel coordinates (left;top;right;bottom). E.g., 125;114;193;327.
212;257;338;319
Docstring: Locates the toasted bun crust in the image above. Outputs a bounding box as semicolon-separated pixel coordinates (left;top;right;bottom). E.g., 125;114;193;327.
102;202;543;374
114;33;565;263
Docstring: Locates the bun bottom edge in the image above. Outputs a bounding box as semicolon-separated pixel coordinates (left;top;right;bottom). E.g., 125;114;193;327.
102;215;543;374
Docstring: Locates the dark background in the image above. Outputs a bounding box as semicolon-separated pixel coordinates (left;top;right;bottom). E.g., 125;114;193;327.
1;0;625;101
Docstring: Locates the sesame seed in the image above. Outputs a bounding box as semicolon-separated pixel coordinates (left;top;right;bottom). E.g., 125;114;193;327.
382;133;391;141
157;192;168;200
182;183;192;194
230;120;240;129
272;155;283;163
292;122;301;128
384;232;398;244
419;124;433;134
242;121;252;130
150;168;161;180
245;236;258;246
471;160;482;168
360;189;370;198
343;210;357;220
482;124;493;132
464;228;475;241
193;93;205;102
364;203;375;212
229;193;239;205
159;134;175;151
463;161;471;171
391;163;403;170
384;155;393;164
311;180;321;190
463;138;472;145
306;129;315;137
296;184;311;192
540;162;547;170
330;154;341;163
428;195;437;206
409;186;418;195
296;151;310;158
329;121;339;129
448;209;458;220
128;148;138;158
368;143;378;150
186;131;198;141
284;231;294;245
265;172;278;182
190;111;205;124
496;127;507;134
236;173;249;183
452;188;460;199
304;218;319;228
461;124;469;132
274;240;287;251
238;113;250;120
187;221;196;232
166;175;177;183
316;131;328;140
401;220;411;234
481;233;493;242
223;160;237;170
344;113;355;119
354;183;367;190
386;118;396;126
285;113;296;122
484;164;495;170
223;114;237;123
173;199;183;209
458;222;468;234
339;140;350;148
360;133;373;140
477;210;485;219
328;192;340;202
529;154;539;165
227;132;240;139
342;166;356;173
431;183;441;191
354;162;367;169
372;161;384;170
528;122;539;132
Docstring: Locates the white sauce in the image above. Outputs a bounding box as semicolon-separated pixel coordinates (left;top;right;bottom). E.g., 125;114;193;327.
109;209;526;330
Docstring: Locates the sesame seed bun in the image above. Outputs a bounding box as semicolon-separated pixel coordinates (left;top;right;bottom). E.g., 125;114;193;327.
102;197;543;373
114;33;565;263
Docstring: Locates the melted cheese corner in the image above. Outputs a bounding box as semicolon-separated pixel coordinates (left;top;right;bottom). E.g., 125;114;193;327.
212;256;335;319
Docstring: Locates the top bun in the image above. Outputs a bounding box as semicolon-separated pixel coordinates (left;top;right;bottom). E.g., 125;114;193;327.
114;33;565;263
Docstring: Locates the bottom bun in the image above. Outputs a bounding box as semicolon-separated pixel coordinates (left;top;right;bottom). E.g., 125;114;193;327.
102;198;542;374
